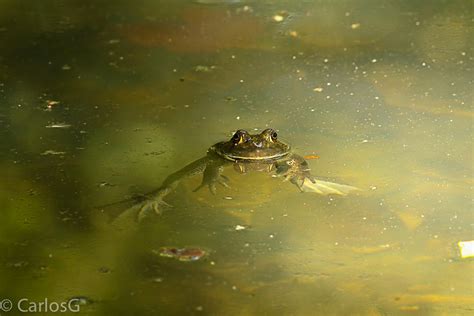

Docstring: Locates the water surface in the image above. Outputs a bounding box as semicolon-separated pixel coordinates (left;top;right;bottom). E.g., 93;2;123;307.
0;1;472;315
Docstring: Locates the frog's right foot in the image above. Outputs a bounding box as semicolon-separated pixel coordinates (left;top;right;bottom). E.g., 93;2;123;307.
193;174;230;195
137;198;172;222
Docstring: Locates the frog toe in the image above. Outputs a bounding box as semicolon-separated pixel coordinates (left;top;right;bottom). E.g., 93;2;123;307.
290;176;305;190
218;175;230;188
136;198;172;222
137;203;154;222
208;183;217;195
193;183;206;192
194;182;218;194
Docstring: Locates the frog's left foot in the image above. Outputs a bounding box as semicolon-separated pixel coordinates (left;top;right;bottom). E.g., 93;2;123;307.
110;196;172;224
275;157;315;190
193;174;230;195
280;172;315;190
137;198;173;222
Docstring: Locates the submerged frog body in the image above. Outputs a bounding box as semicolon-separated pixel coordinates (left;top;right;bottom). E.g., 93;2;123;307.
118;128;358;221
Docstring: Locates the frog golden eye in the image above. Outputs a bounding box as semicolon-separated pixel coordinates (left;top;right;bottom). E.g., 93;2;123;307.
261;128;277;142
232;130;248;144
231;132;241;144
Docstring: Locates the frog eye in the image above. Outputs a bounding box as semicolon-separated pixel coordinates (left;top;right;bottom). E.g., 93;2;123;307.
231;130;248;144
231;132;240;143
261;128;277;142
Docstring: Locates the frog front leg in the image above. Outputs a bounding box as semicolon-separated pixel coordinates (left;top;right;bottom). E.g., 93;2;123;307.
193;158;230;195
275;154;360;195
275;154;316;190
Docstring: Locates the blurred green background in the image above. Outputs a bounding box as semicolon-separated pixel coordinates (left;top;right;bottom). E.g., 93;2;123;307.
0;0;472;315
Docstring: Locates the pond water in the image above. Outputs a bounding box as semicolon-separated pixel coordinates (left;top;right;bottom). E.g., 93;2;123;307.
0;0;472;315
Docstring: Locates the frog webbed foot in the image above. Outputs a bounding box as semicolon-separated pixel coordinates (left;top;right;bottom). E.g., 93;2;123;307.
275;155;360;196
275;156;315;191
136;197;173;222
192;161;230;195
288;174;315;190
193;173;230;195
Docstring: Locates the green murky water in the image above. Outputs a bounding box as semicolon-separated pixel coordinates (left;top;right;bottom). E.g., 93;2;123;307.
0;1;472;315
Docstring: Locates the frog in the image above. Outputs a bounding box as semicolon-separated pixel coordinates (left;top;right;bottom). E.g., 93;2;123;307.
112;128;358;221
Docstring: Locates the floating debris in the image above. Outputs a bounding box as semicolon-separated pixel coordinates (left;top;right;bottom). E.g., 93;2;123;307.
351;243;397;255
194;65;216;73
7;261;29;268
62;64;71;70
41;150;66;155
351;23;361;29
303;154;320;160
234;224;248;231
45;100;60;111
458;240;474;259
313;87;324;92
98;181;114;188
288;30;298;37
144;151;165;156
272;11;289;23
236;5;253;14
155;247;207;262
45;122;71;129
225;96;237;102
98;266;111;274
272;14;284;22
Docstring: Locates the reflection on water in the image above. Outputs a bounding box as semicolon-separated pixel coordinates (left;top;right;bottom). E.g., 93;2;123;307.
0;0;472;315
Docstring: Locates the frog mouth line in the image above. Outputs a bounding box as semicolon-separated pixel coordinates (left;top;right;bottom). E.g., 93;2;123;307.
218;150;291;161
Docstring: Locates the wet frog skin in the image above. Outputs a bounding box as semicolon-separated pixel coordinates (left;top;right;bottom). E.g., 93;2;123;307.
118;128;357;221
